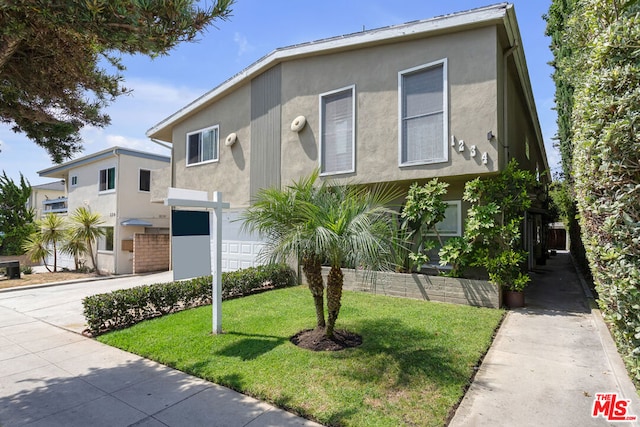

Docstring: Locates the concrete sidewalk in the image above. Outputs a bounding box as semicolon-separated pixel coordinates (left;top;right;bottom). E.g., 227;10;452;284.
0;272;321;427
450;252;640;427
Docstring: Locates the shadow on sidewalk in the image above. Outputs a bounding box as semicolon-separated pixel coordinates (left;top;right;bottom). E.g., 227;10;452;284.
518;251;591;317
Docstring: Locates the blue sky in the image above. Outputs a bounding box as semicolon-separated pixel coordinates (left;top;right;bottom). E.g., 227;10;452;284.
0;0;557;186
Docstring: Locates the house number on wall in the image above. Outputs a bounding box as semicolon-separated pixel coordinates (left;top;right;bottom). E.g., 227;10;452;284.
482;152;488;164
458;140;465;152
470;145;477;157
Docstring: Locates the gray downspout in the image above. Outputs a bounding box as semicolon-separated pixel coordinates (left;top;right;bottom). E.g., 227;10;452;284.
502;43;518;168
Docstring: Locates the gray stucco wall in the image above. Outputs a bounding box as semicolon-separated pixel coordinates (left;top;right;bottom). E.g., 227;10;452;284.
168;26;504;208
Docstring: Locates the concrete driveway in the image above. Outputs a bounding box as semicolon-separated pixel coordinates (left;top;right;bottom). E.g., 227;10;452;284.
0;272;321;427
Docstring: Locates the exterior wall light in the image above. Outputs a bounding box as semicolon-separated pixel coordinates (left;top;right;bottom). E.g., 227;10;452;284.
225;132;237;147
291;115;306;132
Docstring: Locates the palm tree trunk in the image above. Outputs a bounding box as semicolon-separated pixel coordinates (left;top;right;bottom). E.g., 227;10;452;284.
52;242;57;272
325;266;343;338
41;256;52;273
302;255;325;328
87;240;99;274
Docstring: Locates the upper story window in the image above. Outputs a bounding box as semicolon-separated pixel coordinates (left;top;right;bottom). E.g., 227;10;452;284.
99;167;116;192
320;85;355;175
187;125;219;166
399;59;448;166
70;175;78;187
139;169;151;192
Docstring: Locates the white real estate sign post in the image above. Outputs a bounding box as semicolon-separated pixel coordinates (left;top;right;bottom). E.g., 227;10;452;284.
165;187;230;334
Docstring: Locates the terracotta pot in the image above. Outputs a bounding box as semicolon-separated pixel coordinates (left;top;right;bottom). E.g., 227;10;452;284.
504;290;525;308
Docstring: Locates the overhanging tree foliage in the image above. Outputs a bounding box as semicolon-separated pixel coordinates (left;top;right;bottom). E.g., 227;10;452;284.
0;171;35;255
0;0;233;162
555;0;640;386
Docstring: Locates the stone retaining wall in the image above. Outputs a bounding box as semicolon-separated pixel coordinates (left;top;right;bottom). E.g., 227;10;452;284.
321;268;501;309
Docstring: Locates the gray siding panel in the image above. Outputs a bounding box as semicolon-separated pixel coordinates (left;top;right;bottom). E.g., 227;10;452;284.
250;65;282;199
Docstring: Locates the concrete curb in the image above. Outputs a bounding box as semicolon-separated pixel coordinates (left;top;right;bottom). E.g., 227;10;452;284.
569;253;640;421
0;272;143;293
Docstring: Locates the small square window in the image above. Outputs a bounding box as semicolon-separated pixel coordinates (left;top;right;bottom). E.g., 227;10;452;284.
186;126;219;166
425;201;462;237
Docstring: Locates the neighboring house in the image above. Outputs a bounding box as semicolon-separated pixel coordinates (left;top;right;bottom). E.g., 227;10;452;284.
28;180;67;219
38;147;171;274
147;3;551;270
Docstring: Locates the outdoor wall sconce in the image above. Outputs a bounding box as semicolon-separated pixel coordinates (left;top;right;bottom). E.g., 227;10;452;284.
225;132;237;147
291;115;306;132
487;130;495;141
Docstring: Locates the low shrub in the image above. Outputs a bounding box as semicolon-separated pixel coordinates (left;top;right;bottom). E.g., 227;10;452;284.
21;265;33;275
83;264;296;335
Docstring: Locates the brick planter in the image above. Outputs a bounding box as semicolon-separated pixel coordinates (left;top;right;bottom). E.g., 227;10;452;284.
320;268;501;309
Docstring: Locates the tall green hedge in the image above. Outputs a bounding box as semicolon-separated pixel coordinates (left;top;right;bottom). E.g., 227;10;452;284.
83;264;297;335
566;0;640;385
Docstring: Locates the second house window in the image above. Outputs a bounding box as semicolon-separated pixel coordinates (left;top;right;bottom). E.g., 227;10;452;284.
99;167;115;192
187;125;219;166
320;85;355;175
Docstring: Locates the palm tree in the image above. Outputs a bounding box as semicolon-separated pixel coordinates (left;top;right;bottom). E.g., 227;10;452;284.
241;170;329;328
60;229;88;271
242;171;400;338
22;232;52;272
37;213;66;272
311;183;399;337
68;207;105;273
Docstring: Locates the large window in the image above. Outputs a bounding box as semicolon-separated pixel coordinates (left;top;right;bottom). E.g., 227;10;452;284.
187;125;219;166
320;86;355;175
139;169;151;192
99;167;115;192
399;59;448;166
98;227;114;251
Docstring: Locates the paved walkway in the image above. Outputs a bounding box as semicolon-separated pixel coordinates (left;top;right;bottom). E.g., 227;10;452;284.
450;252;640;427
0;272;320;427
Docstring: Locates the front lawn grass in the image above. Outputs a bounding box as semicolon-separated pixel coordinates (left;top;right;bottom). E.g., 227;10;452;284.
98;286;504;426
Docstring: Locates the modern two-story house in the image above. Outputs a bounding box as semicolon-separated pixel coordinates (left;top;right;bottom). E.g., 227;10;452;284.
38;147;171;274
147;3;550;270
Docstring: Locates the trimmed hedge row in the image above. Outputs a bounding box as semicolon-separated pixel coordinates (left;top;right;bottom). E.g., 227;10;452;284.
83;264;297;335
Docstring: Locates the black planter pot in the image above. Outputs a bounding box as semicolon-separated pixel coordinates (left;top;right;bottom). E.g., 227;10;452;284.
504;290;525;308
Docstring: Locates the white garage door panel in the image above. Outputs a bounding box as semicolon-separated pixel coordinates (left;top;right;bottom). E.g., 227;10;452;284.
221;239;263;272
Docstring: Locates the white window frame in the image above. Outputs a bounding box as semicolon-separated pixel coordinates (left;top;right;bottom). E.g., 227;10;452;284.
138;168;151;193
319;85;356;176
186;125;219;167
398;59;448;167
98;226;114;252
98;166;116;194
70;175;78;187
425;200;462;237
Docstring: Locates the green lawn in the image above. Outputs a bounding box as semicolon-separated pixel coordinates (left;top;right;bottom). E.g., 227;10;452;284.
98;286;504;426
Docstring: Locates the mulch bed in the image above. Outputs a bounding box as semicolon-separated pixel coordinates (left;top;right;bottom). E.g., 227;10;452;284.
290;328;362;351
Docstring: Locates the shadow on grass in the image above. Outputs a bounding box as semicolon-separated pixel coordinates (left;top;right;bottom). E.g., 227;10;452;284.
335;317;470;389
215;331;287;361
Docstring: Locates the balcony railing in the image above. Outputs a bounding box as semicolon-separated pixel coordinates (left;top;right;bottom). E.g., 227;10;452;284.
42;197;68;214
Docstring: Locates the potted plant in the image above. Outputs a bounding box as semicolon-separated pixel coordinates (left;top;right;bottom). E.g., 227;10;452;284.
485;248;530;308
440;160;535;307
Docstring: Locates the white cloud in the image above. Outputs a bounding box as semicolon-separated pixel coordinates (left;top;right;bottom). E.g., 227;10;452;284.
234;32;253;56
